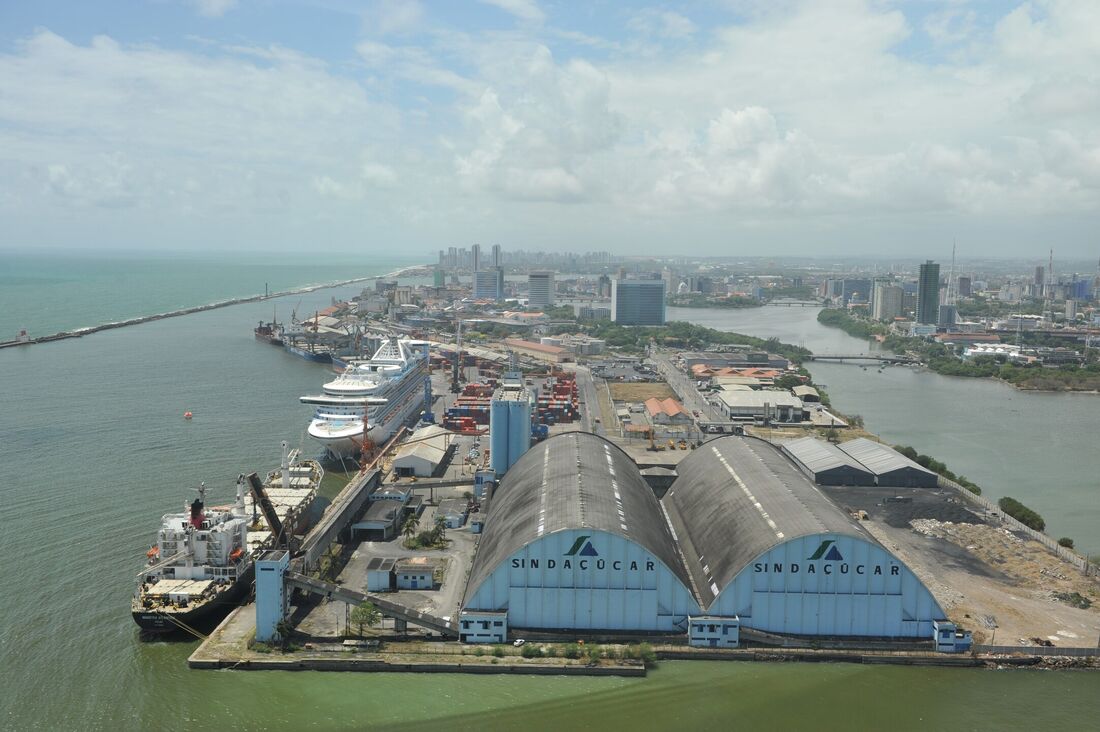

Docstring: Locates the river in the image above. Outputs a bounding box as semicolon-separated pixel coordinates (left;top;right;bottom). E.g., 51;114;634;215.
669;305;1100;557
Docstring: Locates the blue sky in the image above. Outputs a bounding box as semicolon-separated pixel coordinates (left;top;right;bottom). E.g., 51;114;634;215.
1;1;1098;258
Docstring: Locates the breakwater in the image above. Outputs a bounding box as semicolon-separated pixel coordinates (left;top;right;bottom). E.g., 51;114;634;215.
0;271;414;350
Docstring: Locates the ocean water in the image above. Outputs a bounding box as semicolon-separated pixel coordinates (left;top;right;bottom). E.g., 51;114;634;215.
0;259;1097;731
0;251;420;340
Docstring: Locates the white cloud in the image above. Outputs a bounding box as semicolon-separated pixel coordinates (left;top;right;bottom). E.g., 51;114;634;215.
362;0;424;36
628;9;697;39
193;0;237;18
479;0;545;25
3;0;1100;255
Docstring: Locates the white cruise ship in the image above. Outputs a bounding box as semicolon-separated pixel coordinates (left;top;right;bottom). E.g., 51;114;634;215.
300;337;430;459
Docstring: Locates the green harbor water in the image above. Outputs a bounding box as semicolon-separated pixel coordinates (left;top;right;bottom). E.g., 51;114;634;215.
0;259;1097;731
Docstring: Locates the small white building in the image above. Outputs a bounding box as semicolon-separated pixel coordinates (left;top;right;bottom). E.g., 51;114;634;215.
437;498;468;529
459;610;508;643
688;615;740;648
366;557;396;592
395;557;435;590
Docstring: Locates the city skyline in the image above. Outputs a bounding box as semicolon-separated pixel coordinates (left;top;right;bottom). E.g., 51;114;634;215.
1;1;1099;257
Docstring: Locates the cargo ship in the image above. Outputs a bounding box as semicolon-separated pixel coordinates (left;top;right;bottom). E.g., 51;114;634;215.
254;319;284;346
132;445;322;633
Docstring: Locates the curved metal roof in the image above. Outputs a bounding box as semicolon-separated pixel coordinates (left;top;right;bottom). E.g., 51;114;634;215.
835;437;938;481
463;432;691;603
780;435;876;481
663;435;870;607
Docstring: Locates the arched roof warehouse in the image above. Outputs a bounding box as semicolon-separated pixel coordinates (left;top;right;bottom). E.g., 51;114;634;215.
663;435;944;637
665;435;871;604
463;432;693;607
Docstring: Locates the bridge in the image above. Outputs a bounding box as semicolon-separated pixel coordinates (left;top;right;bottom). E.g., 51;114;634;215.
763;300;821;307
807;353;918;364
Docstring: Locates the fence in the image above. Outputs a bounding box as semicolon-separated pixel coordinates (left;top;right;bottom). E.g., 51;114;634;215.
974;645;1100;657
938;476;1093;575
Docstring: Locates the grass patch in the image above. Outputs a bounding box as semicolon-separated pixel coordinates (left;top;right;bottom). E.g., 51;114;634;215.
608;383;677;402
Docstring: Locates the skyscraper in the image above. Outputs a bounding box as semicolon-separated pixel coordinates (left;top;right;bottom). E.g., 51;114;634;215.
471;243;481;273
612;277;666;325
473;267;504;301
872;281;903;322
528;271;554;308
957;276;972;298
916;260;941;325
491;244;501;268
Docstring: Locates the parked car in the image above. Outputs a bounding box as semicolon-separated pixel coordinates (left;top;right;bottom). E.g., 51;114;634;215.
513;638;526;647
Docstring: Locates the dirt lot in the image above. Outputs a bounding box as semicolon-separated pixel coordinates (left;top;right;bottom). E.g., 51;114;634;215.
864;517;1100;647
608;383;677;402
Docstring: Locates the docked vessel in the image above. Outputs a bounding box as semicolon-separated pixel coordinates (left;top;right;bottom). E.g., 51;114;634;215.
254;320;283;346
131;482;251;633
301;337;430;459
132;445;323;633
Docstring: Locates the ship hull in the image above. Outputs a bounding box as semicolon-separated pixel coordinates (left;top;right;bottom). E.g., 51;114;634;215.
285;343;332;363
132;565;253;634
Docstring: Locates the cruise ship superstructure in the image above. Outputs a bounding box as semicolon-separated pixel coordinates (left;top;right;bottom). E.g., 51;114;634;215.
301;337;430;459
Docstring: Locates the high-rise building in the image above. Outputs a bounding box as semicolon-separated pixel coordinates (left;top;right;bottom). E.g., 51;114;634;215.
473;267;505;301
471;244;481;273
612;277;666;325
937;304;957;328
491;244;501;268
528;271;554;308
872;282;903;322
916;261;941;325
957;276;972;298
842;279;872;305
597;275;612;298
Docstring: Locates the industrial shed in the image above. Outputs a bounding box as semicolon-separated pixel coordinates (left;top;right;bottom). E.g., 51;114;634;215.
664;436;945;638
461;432;699;633
835;438;939;488
391;425;452;478
780;436;876;486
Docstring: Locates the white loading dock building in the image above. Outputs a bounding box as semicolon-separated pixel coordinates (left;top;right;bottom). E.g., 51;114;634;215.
391;425;453;478
715;390;805;423
663;436;945;639
835;438;939;488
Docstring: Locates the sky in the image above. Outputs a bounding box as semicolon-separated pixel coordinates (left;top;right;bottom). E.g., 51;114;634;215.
1;0;1098;259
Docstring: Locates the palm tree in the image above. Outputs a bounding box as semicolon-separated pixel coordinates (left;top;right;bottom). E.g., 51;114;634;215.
402;515;419;545
433;515;447;543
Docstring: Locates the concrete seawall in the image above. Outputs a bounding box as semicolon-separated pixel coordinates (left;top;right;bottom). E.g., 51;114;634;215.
0;274;392;350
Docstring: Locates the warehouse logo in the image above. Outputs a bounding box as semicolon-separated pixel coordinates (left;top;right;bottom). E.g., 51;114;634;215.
807;540;843;561
753;540;901;577
564;535;599;557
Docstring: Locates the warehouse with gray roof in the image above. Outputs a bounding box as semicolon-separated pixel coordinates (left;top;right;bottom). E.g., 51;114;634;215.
459;432;698;640
460;432;945;643
835;438;939;488
780;435;876;486
664;436;944;638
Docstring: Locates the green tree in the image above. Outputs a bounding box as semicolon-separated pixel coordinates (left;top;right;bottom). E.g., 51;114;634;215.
402;515;419;543
433;515;447;543
350;602;381;637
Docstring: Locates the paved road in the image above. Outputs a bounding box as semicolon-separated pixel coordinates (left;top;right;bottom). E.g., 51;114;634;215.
570;364;603;435
650;352;722;422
